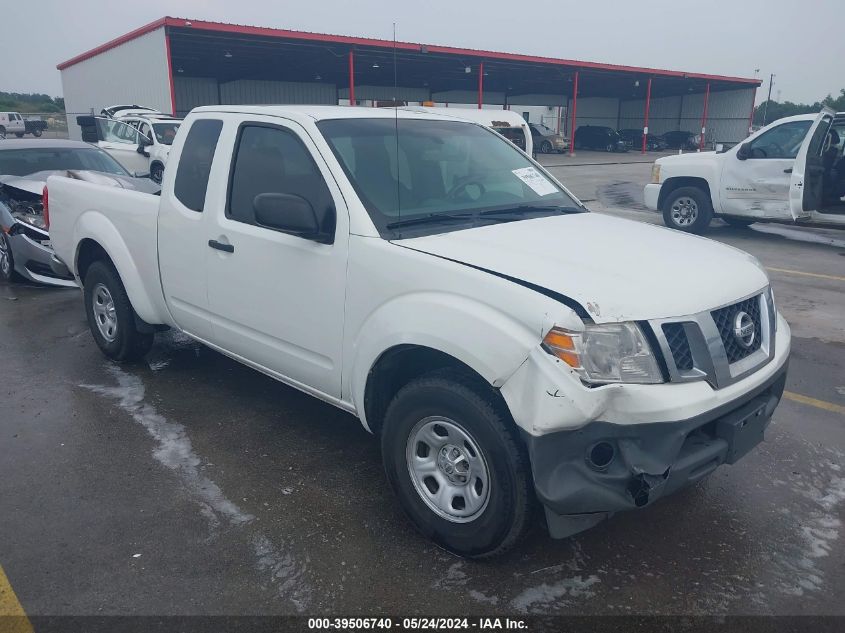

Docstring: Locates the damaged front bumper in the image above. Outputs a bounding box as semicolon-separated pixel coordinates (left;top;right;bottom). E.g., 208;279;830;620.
523;360;788;538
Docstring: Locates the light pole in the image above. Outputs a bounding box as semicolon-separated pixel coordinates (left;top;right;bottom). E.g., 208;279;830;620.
762;73;775;125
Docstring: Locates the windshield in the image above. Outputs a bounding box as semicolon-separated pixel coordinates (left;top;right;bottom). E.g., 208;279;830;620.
153;122;180;145
0;147;129;177
317;118;580;236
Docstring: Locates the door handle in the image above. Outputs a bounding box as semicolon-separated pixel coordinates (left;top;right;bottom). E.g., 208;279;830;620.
784;168;793;174
208;239;234;253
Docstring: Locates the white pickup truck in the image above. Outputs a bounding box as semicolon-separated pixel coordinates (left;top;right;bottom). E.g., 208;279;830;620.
46;106;790;557
646;109;845;233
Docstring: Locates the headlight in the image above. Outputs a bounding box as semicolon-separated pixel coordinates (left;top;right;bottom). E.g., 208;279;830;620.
651;164;661;183
543;323;663;385
13;212;47;231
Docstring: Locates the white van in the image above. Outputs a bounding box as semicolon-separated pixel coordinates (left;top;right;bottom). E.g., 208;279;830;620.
0;113;26;138
401;106;532;155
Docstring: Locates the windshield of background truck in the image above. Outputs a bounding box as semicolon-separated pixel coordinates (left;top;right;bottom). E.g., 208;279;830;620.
153;122;180;145
317;118;578;232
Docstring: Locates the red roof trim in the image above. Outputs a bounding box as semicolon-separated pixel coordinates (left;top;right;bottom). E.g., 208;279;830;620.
57;16;761;86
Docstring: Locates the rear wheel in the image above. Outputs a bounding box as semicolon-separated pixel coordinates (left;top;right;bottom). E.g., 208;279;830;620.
662;186;713;234
0;126;6;139
14;132;23;138
381;368;533;558
32;129;42;137
83;260;153;361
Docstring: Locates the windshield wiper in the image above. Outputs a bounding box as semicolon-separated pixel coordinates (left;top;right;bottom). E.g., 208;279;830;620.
479;204;584;218
385;212;477;230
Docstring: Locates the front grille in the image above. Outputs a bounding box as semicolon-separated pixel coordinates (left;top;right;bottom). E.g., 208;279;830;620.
711;296;762;363
662;322;694;370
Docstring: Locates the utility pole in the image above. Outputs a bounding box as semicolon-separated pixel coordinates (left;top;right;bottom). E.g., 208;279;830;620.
762;73;775;125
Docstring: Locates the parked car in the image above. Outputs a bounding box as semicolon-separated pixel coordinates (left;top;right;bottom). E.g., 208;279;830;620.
660;130;700;150
0;112;26;139
529;123;568;153
47;106;789;557
574;126;627;152
618;129;667;151
23;118;49;137
646;109;845;232
77;113;181;184
0;139;159;286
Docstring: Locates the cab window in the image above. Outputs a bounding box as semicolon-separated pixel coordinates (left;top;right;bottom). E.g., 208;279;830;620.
226;124;335;239
173;119;223;212
748;120;812;159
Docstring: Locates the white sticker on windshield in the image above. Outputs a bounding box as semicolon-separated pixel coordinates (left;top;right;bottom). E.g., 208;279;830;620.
511;167;557;196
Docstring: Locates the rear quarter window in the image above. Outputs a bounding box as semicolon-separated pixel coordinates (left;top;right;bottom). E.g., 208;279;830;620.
173;119;224;212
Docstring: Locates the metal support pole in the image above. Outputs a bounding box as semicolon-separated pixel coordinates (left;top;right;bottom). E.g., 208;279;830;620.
762;73;774;125
699;82;710;151
642;77;652;154
747;86;757;136
569;71;579;156
348;50;355;106
478;62;484;109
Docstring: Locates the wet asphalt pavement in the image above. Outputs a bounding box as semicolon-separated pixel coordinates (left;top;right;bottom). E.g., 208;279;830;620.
1;158;844;617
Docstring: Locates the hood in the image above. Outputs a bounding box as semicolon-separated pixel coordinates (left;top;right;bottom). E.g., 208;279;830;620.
0;170;160;195
397;213;768;322
656;151;717;166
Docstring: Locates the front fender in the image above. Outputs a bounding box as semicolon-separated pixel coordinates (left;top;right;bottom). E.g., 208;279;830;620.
73;211;165;325
348;290;580;431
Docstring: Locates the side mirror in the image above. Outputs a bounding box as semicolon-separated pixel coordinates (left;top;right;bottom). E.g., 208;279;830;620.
736;142;751;161
253;193;328;242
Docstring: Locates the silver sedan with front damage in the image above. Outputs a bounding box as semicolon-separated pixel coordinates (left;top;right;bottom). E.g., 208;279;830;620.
0;139;159;286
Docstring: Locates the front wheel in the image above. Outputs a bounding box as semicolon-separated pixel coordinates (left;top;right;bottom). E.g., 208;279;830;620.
83;261;153;361
381;369;533;558
0;233;20;282
662;186;713;234
150;162;164;184
605;143;614;152
540;140;553;154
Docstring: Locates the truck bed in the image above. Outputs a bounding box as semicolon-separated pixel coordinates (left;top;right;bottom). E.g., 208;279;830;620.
47;176;169;325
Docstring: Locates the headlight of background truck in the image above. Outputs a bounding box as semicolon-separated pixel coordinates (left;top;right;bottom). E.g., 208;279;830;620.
651;164;661;183
543;323;663;385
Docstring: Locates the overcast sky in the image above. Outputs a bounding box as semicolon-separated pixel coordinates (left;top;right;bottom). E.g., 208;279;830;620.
3;0;842;104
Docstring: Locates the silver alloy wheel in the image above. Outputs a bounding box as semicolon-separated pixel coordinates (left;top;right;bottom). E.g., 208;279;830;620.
92;283;118;342
0;235;10;277
151;164;163;184
670;196;699;227
406;416;491;523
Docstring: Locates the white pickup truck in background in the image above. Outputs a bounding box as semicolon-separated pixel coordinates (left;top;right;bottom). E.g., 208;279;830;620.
45;105;790;557
646;109;845;233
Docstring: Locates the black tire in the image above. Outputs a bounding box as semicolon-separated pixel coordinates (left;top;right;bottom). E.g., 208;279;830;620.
540;140;553;154
605;143;614;152
0;126;6;139
661;186;713;234
0;233;21;282
83;260;153;361
14;132;23;138
150;162;164;184
381;368;533;558
32;129;42;137
722;216;755;228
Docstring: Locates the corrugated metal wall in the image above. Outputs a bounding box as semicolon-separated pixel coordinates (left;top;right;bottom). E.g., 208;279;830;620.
572;98;620;130
619;88;753;142
173;76;218;115
60;27;171;140
338;85;429;102
431;90;506;105
508;94;566;106
219;80;336;105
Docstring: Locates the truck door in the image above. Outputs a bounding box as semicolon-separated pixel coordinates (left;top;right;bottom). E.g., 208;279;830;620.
719;117;815;219
789;110;835;220
157;118;225;341
204;117;349;399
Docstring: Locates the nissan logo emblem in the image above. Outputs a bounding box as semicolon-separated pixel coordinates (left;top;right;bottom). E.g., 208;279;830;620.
733;311;756;349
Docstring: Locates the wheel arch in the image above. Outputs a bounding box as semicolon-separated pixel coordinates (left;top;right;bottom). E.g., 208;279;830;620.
658;176;713;210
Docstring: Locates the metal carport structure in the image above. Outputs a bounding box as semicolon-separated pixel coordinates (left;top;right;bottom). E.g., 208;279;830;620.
58;17;761;152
